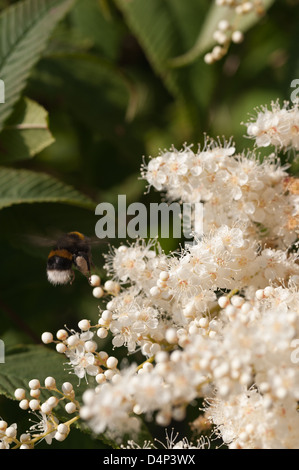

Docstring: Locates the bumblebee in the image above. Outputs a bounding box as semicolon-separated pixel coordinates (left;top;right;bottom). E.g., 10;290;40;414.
47;231;92;285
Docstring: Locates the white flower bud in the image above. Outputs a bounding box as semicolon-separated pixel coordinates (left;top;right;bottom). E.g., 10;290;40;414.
30;389;40;399
101;310;112;321
89;274;101;287
67;335;79;347
41;403;52;414
44;377;56;389
97;328;108;339
28;379;40;390
5;426;17;438
56;343;67;353
54;431;67;442
165;328;177;344
29;399;40;411
106;356;118;369
47;396;59;408
57;423;69;435
14;388;26;401
85;340;97;353
56;329;68;341
96;373;106;384
0;420;7;431
149;286;161;298
41;332;53;344
218;296;229;308
65;402;77;414
159;271;169;281
78;319;91;331
19;399;29;410
62;382;73;394
232;30;244;43
93;286;105;298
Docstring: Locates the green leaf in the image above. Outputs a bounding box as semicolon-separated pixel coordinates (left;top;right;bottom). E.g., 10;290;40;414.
0;97;55;162
0;0;75;132
0;167;95;210
0;344;69;401
113;0;184;98
168;0;275;68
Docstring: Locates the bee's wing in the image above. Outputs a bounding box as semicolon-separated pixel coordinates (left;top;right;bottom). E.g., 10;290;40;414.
23;234;58;247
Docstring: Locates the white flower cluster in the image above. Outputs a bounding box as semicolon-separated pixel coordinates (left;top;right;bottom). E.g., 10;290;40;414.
76;101;299;448
4;99;299;449
141;138;299;248
42;322;120;385
3;378;80;448
204;0;265;64
244;99;299;151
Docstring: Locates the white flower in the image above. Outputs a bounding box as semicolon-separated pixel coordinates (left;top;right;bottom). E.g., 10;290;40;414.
28;412;58;445
67;345;99;380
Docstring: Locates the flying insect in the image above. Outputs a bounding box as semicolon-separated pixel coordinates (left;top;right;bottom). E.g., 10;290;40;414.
46;231;92;285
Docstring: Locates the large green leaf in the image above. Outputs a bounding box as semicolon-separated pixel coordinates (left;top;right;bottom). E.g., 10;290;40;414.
0;97;54;162
0;0;75;132
114;0;186;98
0;167;95;210
0;344;118;448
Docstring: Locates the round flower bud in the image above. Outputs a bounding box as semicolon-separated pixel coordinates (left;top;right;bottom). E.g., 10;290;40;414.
89;274;101;287
149;286;161;298
67;335;79;347
97;328;108;339
93;287;104;299
0;420;7;431
231;30;244;43
19;399;29;410
28;379;40;390
29;399;40;411
165;328;177;344
5;426;17;438
20;434;31;443
85;340;97;353
62;382;73;394
41;332;53;344
40;403;52;414
96;373;106;384
218;296;229;308
98;351;109;361
56;343;67;353
14;388;26;401
104;369;115;380
218;19;230;31
55;432;67;442
65;402;76;414
78;319;91;331
106;356;118;369
44;377;56;389
47;396;59;408
57;423;69;435
30;389;40;399
56;329;68;341
101;310;112;321
159;271;169;281
198;317;209;328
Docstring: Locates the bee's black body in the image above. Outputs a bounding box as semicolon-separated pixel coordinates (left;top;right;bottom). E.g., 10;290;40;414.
47;231;92;285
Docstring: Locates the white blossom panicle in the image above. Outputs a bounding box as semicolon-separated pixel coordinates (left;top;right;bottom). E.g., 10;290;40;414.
244;100;299;151
6;378;80;448
141;139;299;248
4;98;299;449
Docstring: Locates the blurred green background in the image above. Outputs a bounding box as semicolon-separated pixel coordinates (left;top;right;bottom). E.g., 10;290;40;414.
0;0;298;448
